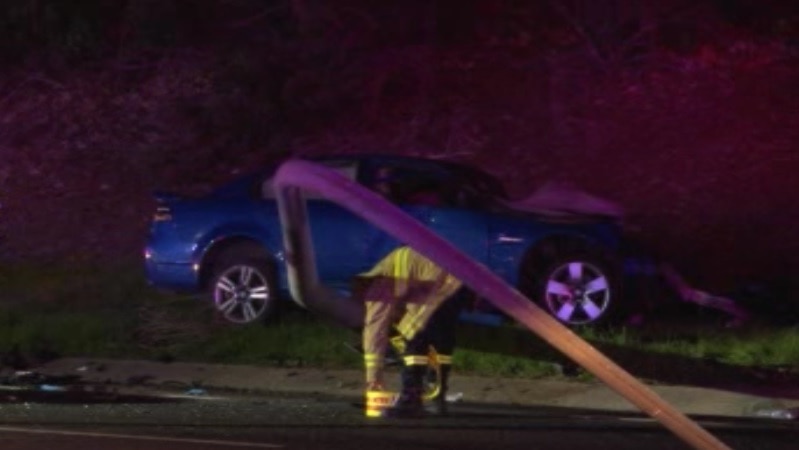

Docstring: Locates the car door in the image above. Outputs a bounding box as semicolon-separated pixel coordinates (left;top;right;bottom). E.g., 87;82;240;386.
302;160;396;288
255;160;396;291
418;206;489;263
306;200;393;287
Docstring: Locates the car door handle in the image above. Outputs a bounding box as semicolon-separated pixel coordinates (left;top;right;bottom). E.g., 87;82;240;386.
497;234;523;243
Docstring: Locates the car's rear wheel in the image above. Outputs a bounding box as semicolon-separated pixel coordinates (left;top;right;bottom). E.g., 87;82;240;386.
523;245;622;327
208;246;277;325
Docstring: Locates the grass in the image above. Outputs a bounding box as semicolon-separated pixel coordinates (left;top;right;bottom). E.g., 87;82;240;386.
1;263;798;383
577;322;799;368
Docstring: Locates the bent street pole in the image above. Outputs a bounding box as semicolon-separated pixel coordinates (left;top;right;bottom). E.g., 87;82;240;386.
274;160;732;450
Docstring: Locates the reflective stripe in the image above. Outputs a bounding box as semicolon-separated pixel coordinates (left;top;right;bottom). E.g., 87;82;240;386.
394;317;418;339
393;248;410;298
390;335;407;354
364;353;381;367
365;390;397;418
403;355;429;366
436;354;453;365
393;247;410;279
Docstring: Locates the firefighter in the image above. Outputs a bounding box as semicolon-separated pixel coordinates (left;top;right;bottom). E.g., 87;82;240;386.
356;245;463;417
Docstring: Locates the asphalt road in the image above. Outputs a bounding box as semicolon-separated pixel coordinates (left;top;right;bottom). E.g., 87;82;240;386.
1;390;797;450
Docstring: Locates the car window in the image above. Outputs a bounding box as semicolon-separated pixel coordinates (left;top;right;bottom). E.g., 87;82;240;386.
451;177;498;209
260;160;359;199
397;170;448;206
364;165;447;206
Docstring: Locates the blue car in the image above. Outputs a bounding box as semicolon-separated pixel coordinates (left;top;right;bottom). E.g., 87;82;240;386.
145;155;624;327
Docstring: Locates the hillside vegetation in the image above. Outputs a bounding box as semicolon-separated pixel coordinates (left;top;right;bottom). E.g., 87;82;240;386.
1;0;797;296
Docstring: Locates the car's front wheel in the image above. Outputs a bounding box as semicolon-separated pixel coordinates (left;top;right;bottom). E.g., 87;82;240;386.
523;246;622;327
208;248;277;325
540;258;617;326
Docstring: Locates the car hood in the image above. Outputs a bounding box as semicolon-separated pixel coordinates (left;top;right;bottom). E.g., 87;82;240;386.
500;181;624;221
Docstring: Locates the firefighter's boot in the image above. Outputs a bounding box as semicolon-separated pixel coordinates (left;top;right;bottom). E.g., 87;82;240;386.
388;365;425;418
426;364;451;416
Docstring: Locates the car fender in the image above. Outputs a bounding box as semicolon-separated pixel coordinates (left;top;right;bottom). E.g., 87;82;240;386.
489;219;610;287
193;223;281;276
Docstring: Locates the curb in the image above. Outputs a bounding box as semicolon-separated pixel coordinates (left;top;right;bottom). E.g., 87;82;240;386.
19;357;799;420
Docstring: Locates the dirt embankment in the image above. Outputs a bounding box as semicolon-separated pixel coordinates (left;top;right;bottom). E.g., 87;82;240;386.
1;38;797;297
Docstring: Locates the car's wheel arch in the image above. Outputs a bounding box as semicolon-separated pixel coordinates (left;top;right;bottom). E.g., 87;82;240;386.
198;237;277;289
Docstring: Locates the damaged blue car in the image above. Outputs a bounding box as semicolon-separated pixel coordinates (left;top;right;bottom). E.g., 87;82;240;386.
144;155;625;327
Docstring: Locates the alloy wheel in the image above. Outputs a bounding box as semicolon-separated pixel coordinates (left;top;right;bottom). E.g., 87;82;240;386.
543;260;611;326
212;264;272;324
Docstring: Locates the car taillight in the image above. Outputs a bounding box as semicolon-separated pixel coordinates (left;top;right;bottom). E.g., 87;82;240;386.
153;205;172;222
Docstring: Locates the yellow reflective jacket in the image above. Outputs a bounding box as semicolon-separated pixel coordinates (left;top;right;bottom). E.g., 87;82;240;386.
359;246;461;340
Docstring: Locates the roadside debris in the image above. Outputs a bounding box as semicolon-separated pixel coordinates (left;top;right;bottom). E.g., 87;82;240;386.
445;392;464;403
659;263;751;326
185;387;208;396
0;368;119;404
753;408;796;420
623;236;752;327
1;370;80;387
38;384;67;392
75;361;107;373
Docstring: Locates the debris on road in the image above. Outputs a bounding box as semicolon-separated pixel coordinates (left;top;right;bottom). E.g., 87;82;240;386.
185;387;208;396
752;407;796;420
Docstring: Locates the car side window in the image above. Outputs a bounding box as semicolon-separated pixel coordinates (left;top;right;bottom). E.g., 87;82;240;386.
259;160;359;200
451;180;487;209
400;174;448;206
366;166;452;207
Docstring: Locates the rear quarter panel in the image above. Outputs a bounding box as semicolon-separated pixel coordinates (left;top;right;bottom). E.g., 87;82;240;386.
146;196;283;290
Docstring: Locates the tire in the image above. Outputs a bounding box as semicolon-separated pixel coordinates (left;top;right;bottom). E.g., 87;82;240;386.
526;248;622;327
208;246;277;325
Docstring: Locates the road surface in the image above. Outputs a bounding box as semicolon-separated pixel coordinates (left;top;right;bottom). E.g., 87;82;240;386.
0;389;797;449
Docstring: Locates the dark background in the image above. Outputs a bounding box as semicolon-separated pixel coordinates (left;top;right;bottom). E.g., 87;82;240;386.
0;0;797;297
